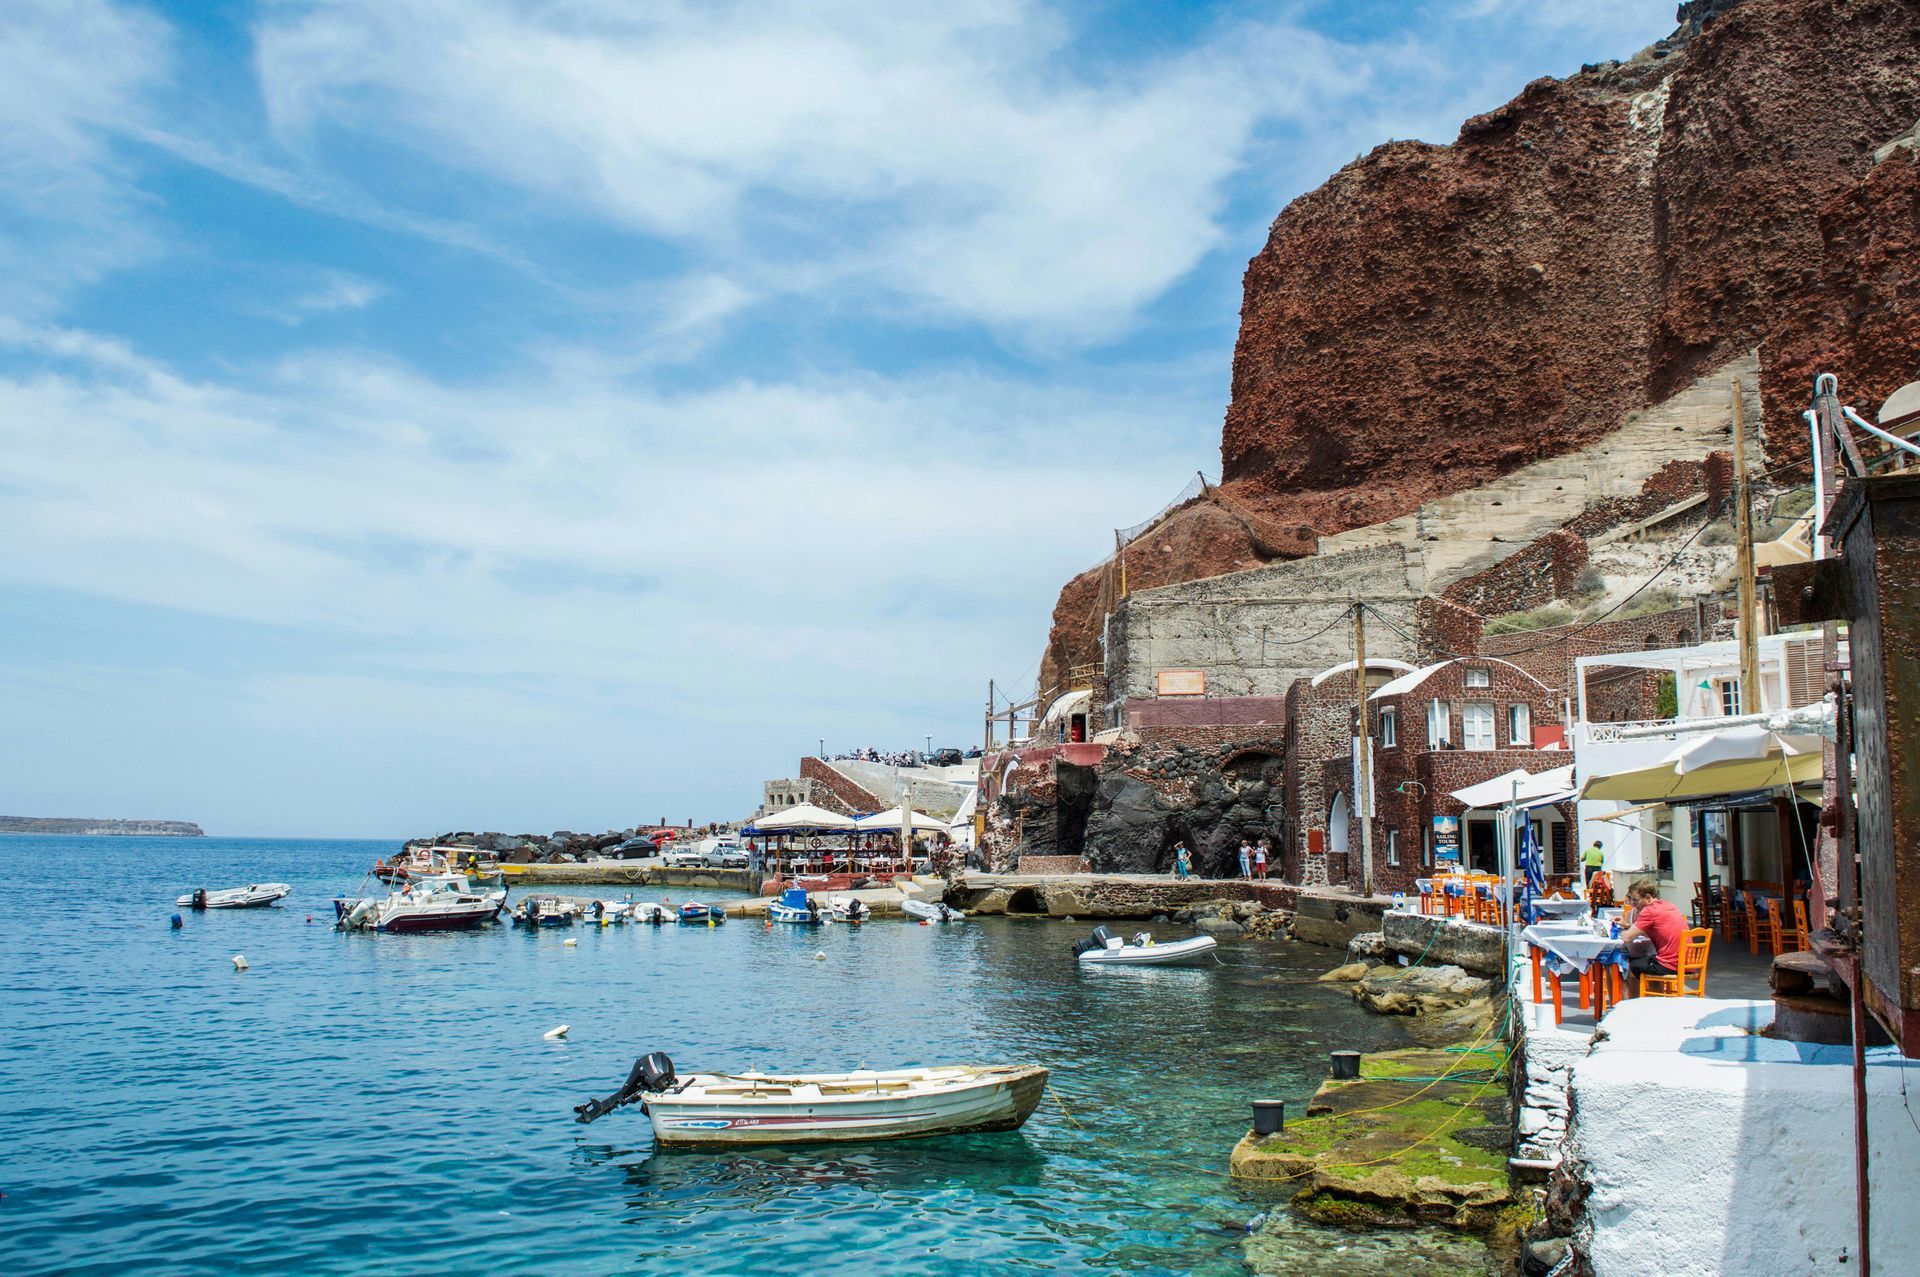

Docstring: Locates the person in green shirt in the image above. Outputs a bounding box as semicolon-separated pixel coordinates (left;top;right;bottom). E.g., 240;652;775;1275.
1582;839;1606;889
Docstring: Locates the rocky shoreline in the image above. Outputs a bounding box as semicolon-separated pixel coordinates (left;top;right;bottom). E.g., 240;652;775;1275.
0;816;204;836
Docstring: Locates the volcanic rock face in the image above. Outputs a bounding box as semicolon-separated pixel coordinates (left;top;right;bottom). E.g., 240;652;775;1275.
1221;0;1920;536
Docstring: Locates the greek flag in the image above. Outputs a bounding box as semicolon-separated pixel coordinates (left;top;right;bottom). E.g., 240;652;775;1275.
1518;818;1547;896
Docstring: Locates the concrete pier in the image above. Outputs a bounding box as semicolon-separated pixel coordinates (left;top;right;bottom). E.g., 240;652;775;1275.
948;873;1296;919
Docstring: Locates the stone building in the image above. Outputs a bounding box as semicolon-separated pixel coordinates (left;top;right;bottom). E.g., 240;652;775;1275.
1284;656;1574;893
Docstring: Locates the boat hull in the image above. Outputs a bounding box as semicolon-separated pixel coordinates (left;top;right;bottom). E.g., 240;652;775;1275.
375;903;501;932
1078;935;1219;967
645;1065;1048;1148
901;899;964;922
176;885;291;909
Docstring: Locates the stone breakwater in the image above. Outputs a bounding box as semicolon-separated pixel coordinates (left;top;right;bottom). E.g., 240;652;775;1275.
408;825;688;862
946;872;1295;922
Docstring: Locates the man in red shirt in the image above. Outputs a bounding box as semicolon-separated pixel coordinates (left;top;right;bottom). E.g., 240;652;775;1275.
1622;879;1686;977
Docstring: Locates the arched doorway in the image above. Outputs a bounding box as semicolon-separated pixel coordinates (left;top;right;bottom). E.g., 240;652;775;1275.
1329;792;1350;856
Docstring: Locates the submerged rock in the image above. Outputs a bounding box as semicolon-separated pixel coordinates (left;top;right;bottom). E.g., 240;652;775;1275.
1319;962;1372;983
1352;964;1492;1016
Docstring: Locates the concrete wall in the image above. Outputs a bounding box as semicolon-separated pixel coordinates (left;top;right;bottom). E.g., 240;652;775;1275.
1289;890;1393;948
1104;543;1427;705
1566;997;1920;1276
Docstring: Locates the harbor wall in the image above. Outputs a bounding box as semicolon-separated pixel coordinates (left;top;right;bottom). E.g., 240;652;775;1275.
948;873;1295;920
504;864;763;891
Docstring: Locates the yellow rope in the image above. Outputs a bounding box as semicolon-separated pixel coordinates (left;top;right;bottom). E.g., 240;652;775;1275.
1285;1007;1505;1126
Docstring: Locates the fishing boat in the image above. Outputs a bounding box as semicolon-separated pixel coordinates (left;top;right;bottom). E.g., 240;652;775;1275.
573;1052;1049;1147
335;874;506;932
511;895;579;928
901;898;965;923
677;902;726;925
177;883;291;910
768;888;826;925
827;896;870;924
1073;925;1219;967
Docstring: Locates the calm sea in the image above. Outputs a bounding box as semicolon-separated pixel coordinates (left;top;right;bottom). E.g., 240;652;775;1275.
0;835;1490;1274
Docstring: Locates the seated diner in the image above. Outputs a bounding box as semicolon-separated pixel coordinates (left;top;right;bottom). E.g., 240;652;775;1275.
1620;877;1684;981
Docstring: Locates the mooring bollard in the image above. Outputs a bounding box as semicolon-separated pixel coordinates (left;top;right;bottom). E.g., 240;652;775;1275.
1330;1050;1362;1080
1251;1099;1285;1135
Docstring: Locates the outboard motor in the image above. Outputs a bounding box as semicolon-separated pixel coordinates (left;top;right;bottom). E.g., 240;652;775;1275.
190;888;208;911
575;1051;677;1124
1073;925;1114;957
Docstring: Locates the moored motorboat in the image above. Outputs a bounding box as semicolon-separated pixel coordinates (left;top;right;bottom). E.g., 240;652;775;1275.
901;898;965;923
677;902;726;925
573;1052;1049;1147
1072;925;1219;967
826;896;870;924
335;874;506;932
177;883;292;910
768;888;825;925
632;902;672;925
511;895;580;927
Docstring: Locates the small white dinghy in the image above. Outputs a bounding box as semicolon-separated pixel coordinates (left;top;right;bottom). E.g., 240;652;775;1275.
177;884;291;910
575;1053;1048;1147
901;898;965;923
1074;925;1219;967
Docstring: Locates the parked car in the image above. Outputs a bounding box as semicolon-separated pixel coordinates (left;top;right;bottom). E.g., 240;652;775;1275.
608;838;658;860
930;747;964;767
701;844;749;869
662;846;707;868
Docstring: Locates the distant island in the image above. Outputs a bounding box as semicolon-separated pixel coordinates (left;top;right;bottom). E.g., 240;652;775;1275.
0;816;205;837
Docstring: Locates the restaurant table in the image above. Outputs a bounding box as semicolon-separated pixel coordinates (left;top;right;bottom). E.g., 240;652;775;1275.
1524;897;1591;924
1521;923;1627;1021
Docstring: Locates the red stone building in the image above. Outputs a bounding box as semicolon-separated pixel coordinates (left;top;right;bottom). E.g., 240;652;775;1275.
1284;656;1575;893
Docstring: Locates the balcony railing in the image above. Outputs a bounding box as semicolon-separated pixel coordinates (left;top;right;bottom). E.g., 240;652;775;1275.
1582;718;1680;743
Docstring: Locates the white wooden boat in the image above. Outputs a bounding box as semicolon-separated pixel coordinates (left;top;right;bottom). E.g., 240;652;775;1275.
632;902;672;925
901;898;965;923
336;874;506;932
178;883;291;910
1073;926;1219;967
575;1053;1048;1147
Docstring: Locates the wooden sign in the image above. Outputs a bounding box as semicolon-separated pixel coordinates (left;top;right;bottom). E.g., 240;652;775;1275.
1156;669;1206;697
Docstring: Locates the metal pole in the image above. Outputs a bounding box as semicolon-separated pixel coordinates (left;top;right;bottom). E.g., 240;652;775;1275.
1354;601;1374;897
986;679;995;754
1732;381;1763;712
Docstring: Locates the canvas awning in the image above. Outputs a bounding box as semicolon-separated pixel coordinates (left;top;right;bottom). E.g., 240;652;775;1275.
750;803;858;832
1578;729;1824;803
1449;765;1577;811
854;807;948;832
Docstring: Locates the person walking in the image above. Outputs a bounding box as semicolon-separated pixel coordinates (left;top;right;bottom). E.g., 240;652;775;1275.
1253;841;1268;881
1237;839;1252;880
1173;842;1191;880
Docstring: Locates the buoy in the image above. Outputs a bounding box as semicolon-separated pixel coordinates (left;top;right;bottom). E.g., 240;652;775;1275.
562;938;578;947
544;1025;570;1040
919;919;931;927
813;951;826;961
170;914;183;929
231;955;249;971
305;916;312;924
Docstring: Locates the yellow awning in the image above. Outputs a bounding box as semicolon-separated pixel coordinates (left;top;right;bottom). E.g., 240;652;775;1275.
1579;750;1823;803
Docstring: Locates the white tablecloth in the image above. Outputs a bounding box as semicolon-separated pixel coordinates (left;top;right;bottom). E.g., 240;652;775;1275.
1522;924;1623;975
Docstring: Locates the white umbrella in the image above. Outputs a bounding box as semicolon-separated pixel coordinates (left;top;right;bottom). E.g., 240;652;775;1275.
854;807;948;832
753;803;858;831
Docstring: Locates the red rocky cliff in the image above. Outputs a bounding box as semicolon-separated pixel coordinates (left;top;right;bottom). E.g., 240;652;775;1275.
1222;0;1920;534
1040;0;1920;689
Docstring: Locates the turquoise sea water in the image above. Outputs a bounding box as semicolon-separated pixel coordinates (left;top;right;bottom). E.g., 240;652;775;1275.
0;836;1485;1274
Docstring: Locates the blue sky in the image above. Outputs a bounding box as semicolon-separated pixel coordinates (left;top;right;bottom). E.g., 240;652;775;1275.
0;0;1679;837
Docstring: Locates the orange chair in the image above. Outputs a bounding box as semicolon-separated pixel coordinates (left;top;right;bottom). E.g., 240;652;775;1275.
1640;927;1713;997
1794;898;1813;943
1769;898;1805;954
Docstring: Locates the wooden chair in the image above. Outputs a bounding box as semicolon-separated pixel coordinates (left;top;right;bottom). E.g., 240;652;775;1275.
1690;883;1722;932
1743;895;1777;955
1769;898;1806;954
1641;928;1713;997
1794;898;1813;943
1416;878;1437;916
1721;885;1746;942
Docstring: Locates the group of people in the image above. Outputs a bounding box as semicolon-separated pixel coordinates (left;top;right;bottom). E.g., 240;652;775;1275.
1167;837;1272;881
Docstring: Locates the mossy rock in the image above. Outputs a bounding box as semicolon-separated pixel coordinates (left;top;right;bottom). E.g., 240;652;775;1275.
1230;1046;1513;1232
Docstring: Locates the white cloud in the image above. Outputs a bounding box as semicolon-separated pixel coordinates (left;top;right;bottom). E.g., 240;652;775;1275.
0;0;168;311
252;0;1360;344
279;270;385;323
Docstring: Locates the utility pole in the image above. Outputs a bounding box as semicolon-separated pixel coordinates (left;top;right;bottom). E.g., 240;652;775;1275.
1115;529;1128;600
985;679;995;755
1353;600;1374;897
1732;380;1763;712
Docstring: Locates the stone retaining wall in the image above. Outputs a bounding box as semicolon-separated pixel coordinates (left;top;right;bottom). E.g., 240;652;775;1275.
948;873;1295;919
1381;911;1508;978
1289;890;1392;948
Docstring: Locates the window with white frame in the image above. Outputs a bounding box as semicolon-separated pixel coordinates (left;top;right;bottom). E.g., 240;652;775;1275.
1387;828;1400;867
1463;702;1496;751
1380;706;1397;748
1718;679;1742;717
1508;702;1531;747
1428;699;1451;747
1464;667;1491;688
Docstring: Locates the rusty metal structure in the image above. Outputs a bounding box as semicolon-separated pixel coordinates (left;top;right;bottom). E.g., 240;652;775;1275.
1774;373;1920;1277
